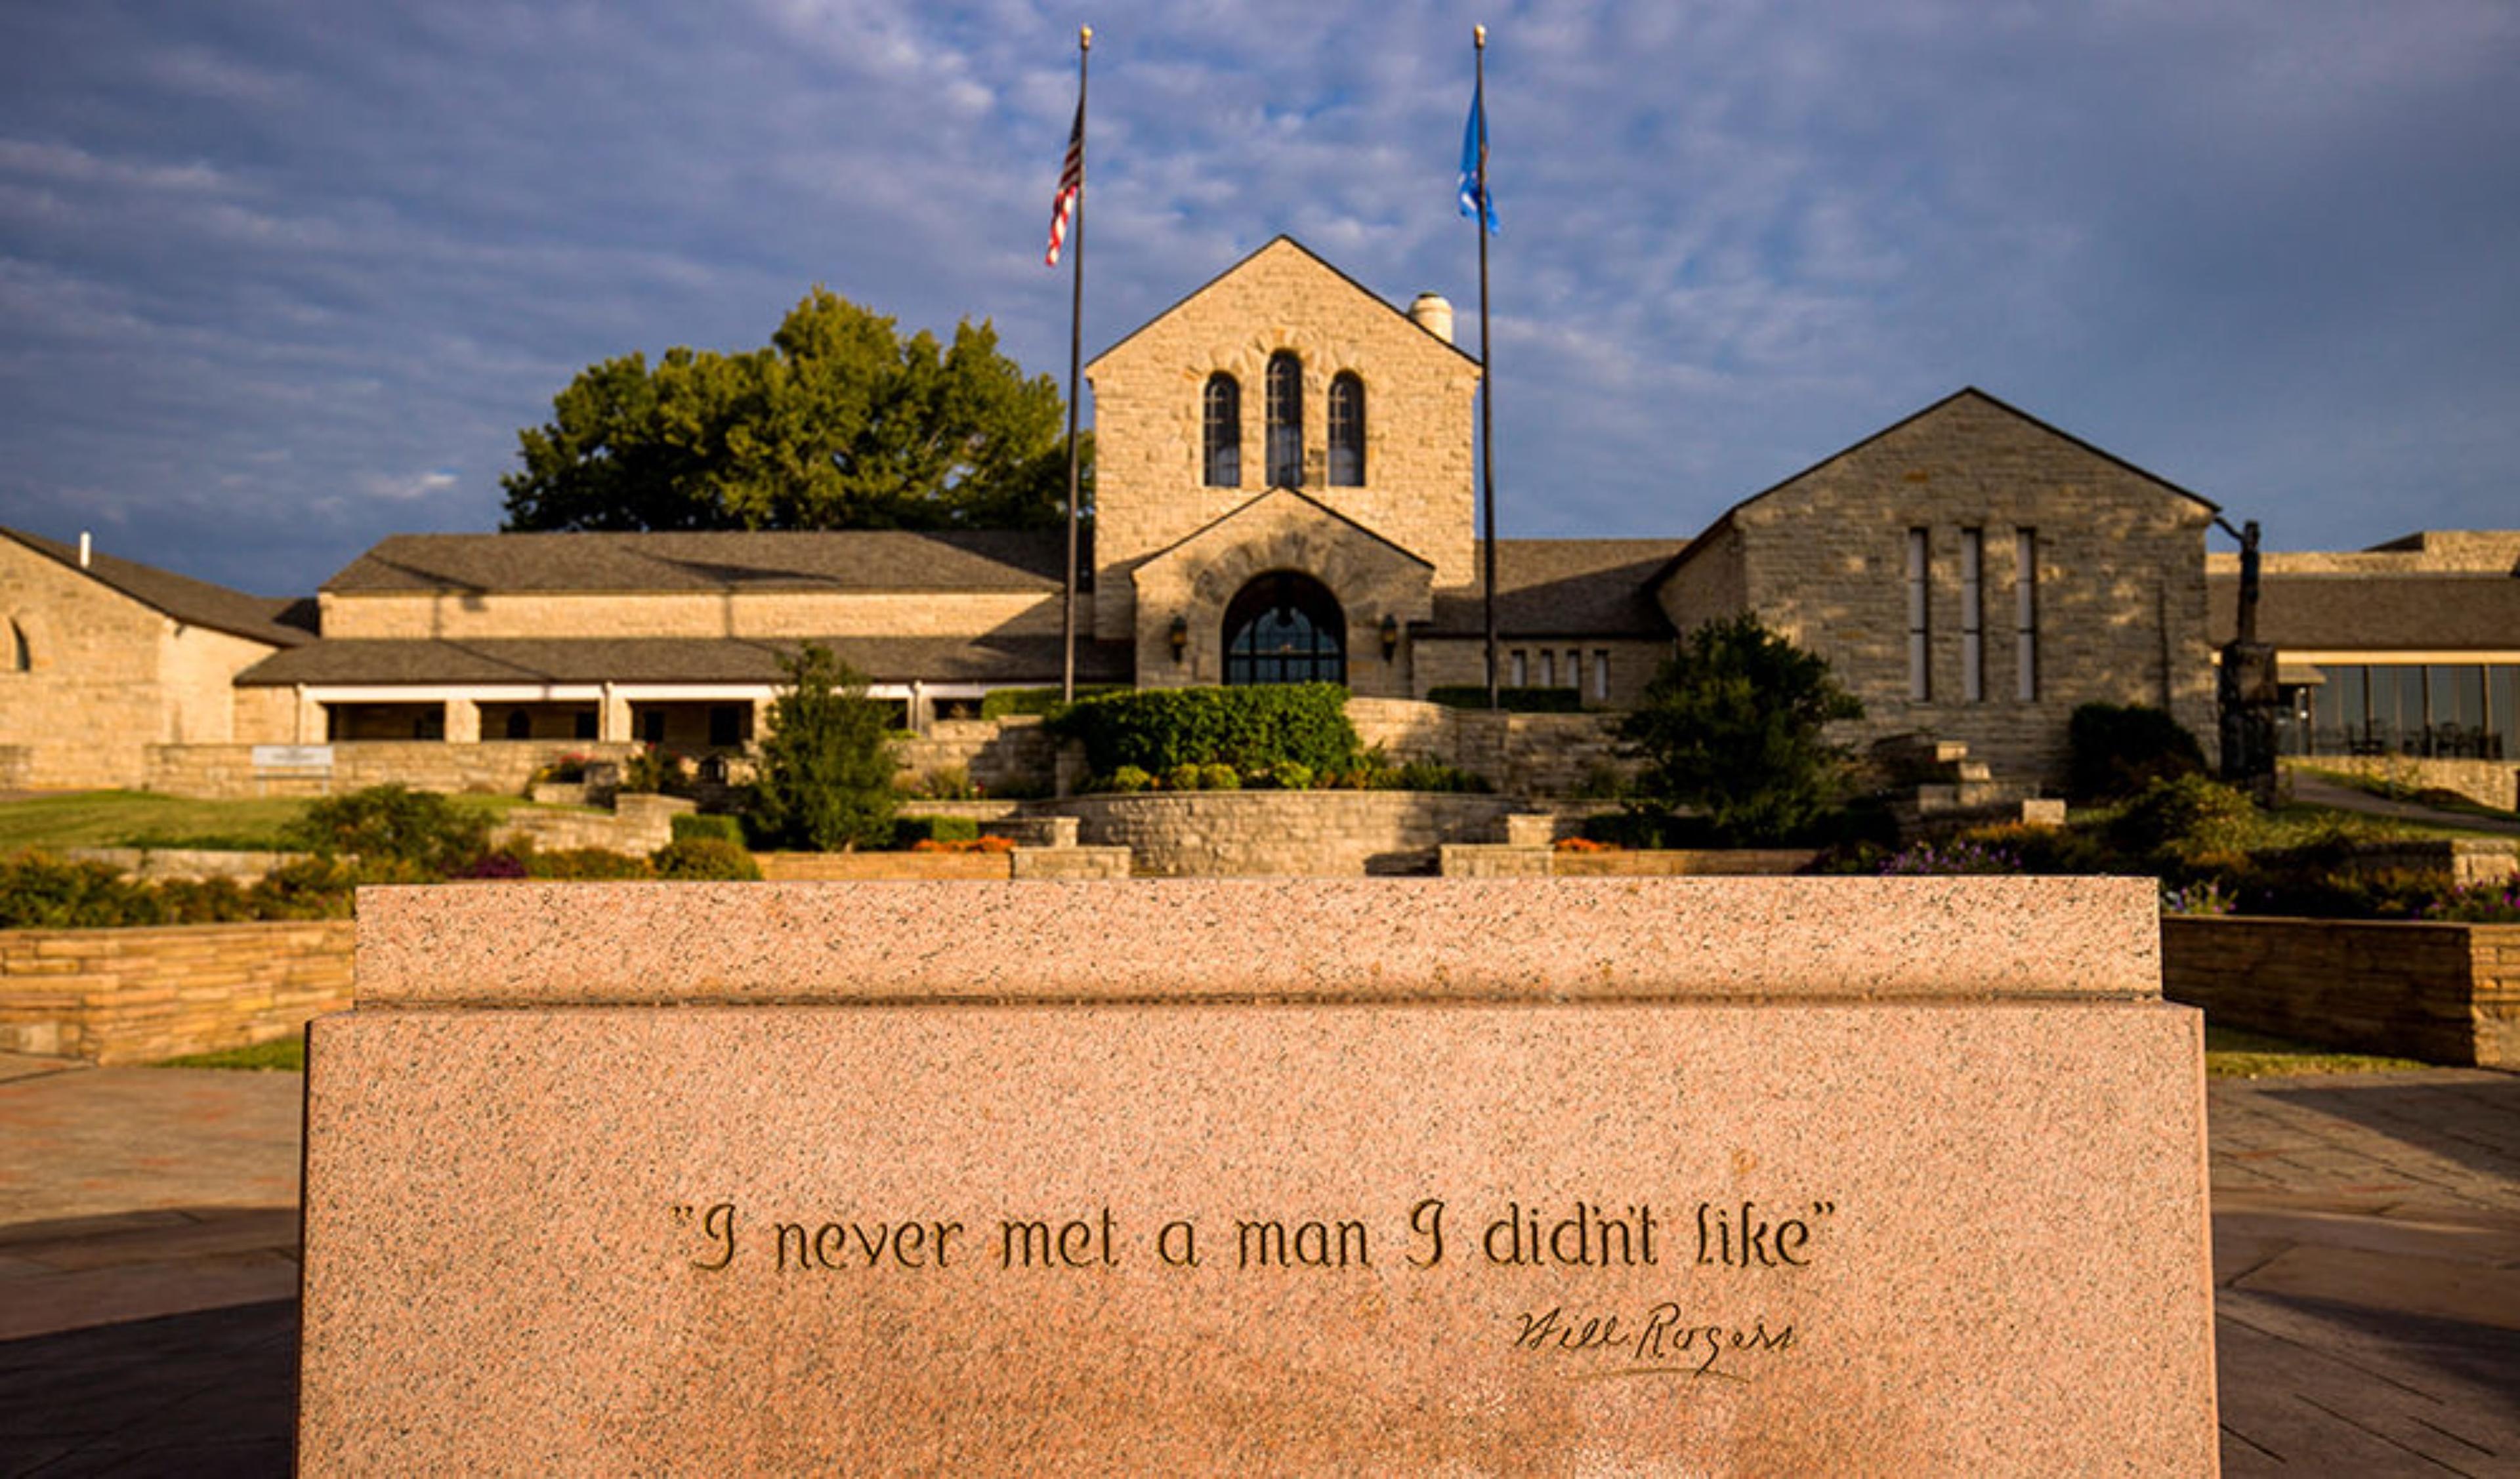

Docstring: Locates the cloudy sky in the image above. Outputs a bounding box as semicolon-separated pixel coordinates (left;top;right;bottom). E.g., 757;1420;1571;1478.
1;0;2512;596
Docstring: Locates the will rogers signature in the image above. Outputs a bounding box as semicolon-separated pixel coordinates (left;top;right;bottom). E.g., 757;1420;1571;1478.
1509;1304;1796;1383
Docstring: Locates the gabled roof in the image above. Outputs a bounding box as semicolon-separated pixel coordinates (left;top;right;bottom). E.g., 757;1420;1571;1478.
236;635;1135;688
324;530;1067;595
1425;540;1682;638
1;526;314;647
1654;387;2220;587
1086;235;1481;372
1135;484;1433;575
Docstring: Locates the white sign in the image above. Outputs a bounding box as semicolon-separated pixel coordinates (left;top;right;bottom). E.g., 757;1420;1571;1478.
253;744;335;771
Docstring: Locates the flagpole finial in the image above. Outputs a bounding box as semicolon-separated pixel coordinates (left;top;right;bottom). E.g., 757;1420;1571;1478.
1080;25;1092;49
1473;24;1486;48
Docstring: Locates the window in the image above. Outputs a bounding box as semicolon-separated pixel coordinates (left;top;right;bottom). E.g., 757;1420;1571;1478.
504;709;531;740
1327;373;1365;486
1202;374;1241;488
1265;352;1303;487
708;705;746;747
7;619;26;673
1510;650;1528;687
1592;651;1609;702
640;709;667;745
1223;572;1345;686
574;709;599;741
1960;528;1984;703
1540;650;1555;688
2015;530;2038;701
1566;650;1582;690
1905;529;1931;701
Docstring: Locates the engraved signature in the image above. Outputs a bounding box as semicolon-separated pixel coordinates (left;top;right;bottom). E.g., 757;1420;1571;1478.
1509;1304;1794;1383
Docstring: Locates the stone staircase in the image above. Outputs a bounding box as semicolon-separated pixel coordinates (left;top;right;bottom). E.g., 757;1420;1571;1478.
1872;734;2064;833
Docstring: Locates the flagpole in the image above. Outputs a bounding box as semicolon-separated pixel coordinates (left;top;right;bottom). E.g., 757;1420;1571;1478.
1474;24;1500;711
1060;26;1091;704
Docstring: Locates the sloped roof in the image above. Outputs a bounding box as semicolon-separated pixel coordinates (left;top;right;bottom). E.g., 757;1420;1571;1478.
1087;235;1480;372
324;530;1068;594
2210;572;2520;652
236;635;1134;688
1;526;314;647
1425;540;1682;638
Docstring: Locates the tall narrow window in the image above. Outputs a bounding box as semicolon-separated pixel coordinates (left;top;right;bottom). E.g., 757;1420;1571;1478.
7;620;26;673
1960;528;1985;703
1202;374;1241;488
1265;352;1303;488
1327;373;1366;486
2015;530;2038;701
1592;651;1609;702
1905;529;1931;701
1540;650;1556;688
1510;650;1528;687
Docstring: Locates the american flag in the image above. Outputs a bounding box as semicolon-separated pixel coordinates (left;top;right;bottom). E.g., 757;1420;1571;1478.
1045;100;1083;266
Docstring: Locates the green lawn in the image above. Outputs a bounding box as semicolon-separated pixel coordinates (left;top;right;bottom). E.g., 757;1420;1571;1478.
2203;1024;2431;1078
154;1036;306;1072
0;789;537;854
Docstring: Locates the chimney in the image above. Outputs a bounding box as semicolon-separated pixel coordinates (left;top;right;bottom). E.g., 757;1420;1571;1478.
78;531;91;570
1408;293;1455;344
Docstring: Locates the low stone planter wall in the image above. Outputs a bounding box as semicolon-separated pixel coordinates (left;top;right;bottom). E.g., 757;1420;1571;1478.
0;919;355;1064
145;741;644;800
496;795;697;857
2286;755;2519;813
1439;846;1819;878
753;848;1130;882
1048;791;1517;876
66;848;305;882
2161;915;2520;1068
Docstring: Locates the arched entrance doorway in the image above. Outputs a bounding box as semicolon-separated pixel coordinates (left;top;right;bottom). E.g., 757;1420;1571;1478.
1223;572;1345;686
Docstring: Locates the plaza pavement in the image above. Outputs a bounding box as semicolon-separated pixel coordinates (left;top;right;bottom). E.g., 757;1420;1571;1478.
0;1050;2514;1476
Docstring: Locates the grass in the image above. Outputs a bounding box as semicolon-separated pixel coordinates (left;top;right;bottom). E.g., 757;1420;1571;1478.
2204;1024;2431;1078
154;1036;305;1072
0;789;539;854
2292;765;2520;827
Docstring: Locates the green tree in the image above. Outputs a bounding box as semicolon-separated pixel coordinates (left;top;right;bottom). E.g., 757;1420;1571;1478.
1619;614;1865;842
748;644;899;851
501;288;1084;532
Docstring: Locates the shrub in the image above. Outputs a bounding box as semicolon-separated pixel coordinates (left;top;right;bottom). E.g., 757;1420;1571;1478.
620;745;694;796
1104;764;1154;793
979;684;1123;720
1618;615;1863;844
2067;703;2207;802
1554;836;1616;853
1198;762;1240;791
671;813;747;845
748;643;898;851
900;766;978;801
2104;774;2255;860
456;850;530;880
1165;762;1204;792
526;848;654;881
1425;685;1583;713
1266;761;1314;791
1571;761;1631;801
0;852;166;928
153;877;259;924
281;785;491;877
1049;683;1358;778
649;838;762;881
893;814;980;847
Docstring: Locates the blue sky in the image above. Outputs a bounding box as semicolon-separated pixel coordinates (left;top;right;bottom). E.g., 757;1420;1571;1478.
1;1;2513;596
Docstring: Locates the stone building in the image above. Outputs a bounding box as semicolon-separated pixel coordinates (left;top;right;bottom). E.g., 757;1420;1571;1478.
12;233;2411;796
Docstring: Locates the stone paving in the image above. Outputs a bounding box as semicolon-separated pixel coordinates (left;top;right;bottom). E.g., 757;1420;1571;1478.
0;1052;2515;1473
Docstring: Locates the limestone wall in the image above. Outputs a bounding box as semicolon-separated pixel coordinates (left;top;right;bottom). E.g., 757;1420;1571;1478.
2286;755;2519;813
1049;791;1516;876
145;740;644;799
495;795;696;857
894;718;1065;797
67;848;303;882
1346;698;1633;797
1407;637;1671;711
2162;916;2520;1068
0;919;355;1064
753;848;1129;881
1440;846;1818;877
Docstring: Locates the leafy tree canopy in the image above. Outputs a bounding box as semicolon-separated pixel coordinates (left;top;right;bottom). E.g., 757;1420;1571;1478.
1619;614;1865;843
501;288;1083;532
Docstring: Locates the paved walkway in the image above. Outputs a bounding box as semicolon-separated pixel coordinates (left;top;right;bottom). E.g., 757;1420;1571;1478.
1;1052;2515;1474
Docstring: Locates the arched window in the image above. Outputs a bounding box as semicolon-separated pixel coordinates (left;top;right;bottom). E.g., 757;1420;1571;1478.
1327;373;1365;486
1223;572;1345;686
1202;373;1241;488
1265;352;1303;488
7;620;27;673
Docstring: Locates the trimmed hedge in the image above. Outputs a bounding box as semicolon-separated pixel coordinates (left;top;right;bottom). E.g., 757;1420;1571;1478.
1426;685;1583;713
670;814;747;845
1050;684;1358;777
978;685;1123;720
649;838;762;881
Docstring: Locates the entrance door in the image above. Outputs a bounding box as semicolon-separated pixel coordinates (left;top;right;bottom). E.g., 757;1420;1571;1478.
1223;572;1345;686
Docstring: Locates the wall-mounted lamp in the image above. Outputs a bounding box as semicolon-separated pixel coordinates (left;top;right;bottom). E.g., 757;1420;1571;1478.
1169;614;1189;662
1379;613;1401;661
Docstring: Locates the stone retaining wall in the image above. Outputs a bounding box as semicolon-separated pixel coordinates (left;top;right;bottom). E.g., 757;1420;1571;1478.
2286;755;2519;812
894;719;1073;797
495;795;696;857
1346;698;1633;798
2160;915;2519;1068
1439;846;1820;878
66;848;303;882
754;848;1130;881
0;919;355;1064
144;741;644;799
1050;791;1516;875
